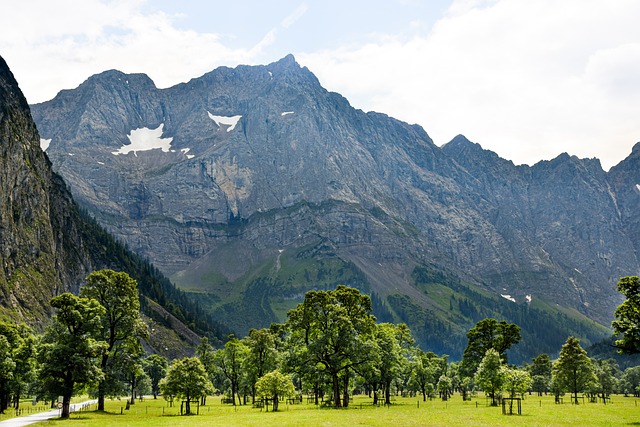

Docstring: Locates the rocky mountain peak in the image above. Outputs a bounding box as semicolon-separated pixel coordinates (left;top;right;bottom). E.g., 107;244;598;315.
29;56;640;358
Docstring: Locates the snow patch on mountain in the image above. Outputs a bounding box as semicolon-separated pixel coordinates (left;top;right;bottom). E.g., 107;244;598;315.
40;138;51;151
207;112;242;132
112;124;173;156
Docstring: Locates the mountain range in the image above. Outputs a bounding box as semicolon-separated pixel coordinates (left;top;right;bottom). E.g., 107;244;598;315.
29;55;640;361
0;55;227;358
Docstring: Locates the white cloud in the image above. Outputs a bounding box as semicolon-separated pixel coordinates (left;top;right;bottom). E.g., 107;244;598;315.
0;0;255;103
299;0;640;170
282;3;309;29
2;0;639;170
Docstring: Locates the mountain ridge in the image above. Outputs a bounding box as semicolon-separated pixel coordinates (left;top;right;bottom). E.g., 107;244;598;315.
0;54;228;358
30;55;640;360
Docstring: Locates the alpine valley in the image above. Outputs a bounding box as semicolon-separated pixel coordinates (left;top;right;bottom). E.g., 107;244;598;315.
30;55;640;362
0;55;229;359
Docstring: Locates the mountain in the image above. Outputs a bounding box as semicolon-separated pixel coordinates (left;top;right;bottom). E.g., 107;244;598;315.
30;55;638;361
0;55;227;359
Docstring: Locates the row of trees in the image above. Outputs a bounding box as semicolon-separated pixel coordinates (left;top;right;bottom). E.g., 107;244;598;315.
0;269;146;417
2;274;640;416
157;282;640;413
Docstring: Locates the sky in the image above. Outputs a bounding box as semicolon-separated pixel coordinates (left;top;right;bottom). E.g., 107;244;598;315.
1;0;639;170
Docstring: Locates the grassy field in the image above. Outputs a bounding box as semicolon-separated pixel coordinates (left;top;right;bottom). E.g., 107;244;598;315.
17;393;639;427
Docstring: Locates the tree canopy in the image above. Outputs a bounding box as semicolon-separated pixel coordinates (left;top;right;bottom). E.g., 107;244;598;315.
460;318;521;377
612;276;640;354
80;269;147;410
38;293;107;418
552;336;596;404
160;357;213;415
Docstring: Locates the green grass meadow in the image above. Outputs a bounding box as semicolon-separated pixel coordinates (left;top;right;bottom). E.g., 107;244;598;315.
19;393;639;427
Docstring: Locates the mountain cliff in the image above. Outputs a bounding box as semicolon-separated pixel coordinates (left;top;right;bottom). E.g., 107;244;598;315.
0;55;227;358
30;55;638;361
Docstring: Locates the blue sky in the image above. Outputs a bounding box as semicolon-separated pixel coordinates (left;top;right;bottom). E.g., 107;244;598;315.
1;0;639;170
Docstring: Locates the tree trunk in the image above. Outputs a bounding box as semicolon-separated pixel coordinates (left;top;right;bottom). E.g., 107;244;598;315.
185;399;191;415
61;394;71;419
273;393;279;412
343;372;349;408
332;374;342;408
385;380;391;405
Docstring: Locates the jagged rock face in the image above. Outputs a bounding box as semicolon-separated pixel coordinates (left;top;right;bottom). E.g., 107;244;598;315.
0;56;93;322
31;55;638;329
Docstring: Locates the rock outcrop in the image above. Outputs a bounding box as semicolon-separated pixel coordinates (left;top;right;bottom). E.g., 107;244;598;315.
30;55;640;357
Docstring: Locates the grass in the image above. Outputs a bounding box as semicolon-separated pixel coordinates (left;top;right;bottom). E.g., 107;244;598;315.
22;393;640;427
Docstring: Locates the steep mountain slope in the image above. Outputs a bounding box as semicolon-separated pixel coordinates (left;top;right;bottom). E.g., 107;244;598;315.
30;55;637;360
0;55;227;358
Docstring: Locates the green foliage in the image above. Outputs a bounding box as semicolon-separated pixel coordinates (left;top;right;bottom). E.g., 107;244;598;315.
38;293;107;418
529;353;552;395
143;353;168;399
255;370;295;412
0;321;36;413
242;328;279;401
160;357;214;415
213;335;249;405
285;285;377;408
474;349;503;406
612;276;640;354
80;269;147;410
552;336;597;403
460;318;521;377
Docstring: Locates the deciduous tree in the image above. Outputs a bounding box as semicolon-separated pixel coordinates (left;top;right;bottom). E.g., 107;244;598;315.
144;353;168;399
460;318;521;377
255;370;295;412
529;353;552;396
38;293;107;418
474;348;504;406
552;336;596;404
612;276;640;354
80;269;147;411
160;357;213;415
285;286;376;408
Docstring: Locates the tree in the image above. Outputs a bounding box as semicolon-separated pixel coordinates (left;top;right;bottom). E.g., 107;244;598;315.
501;366;531;414
80;269;147;411
160;357;214;415
474;349;504;406
195;337;216;405
410;349;438;402
285;286;377;408
590;358;618;403
552;336;596;404
243;328;278;403
144;354;168;399
436;374;453;401
621;366;640;397
0;322;36;413
612;276;640;354
529;353;552;396
255;370;295;412
38;293;107;418
373;323;414;405
213;335;248;406
460;318;521;377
